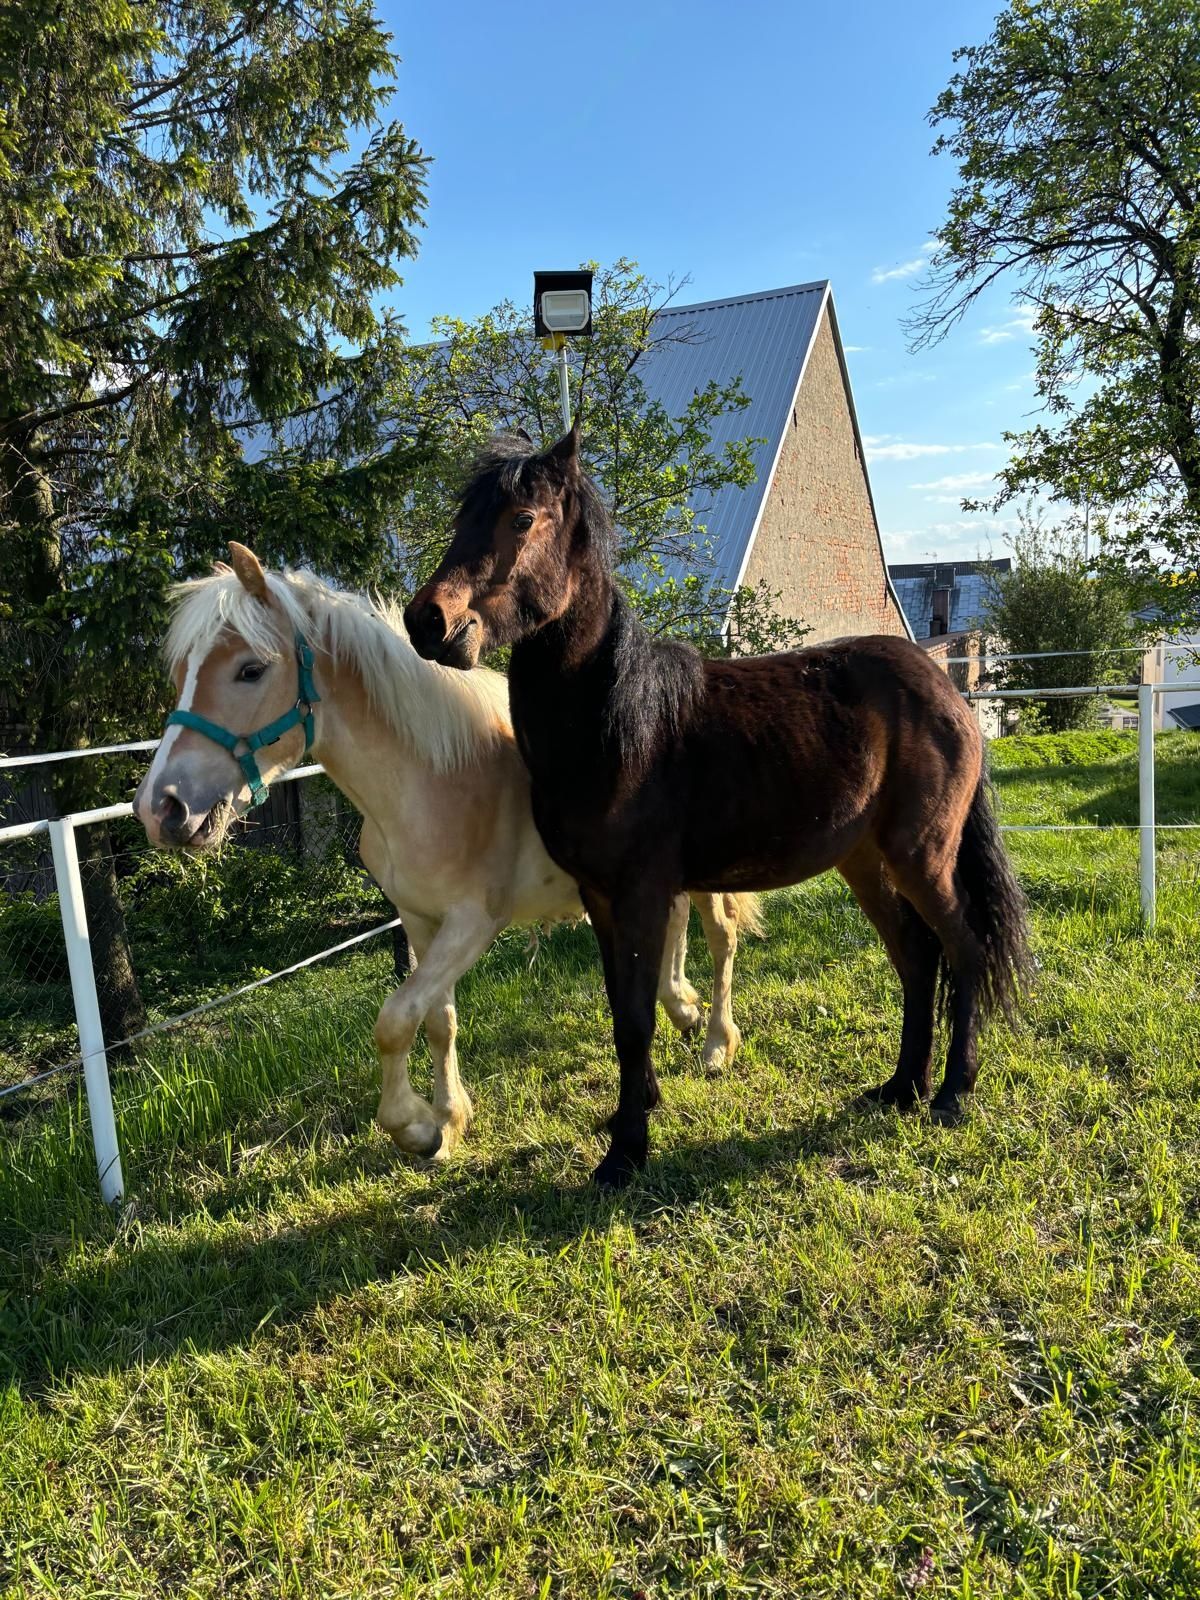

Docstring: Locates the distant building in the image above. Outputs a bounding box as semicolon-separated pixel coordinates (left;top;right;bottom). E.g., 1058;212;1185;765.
633;281;910;643
887;558;1011;641
884;560;1016;737
1142;630;1200;732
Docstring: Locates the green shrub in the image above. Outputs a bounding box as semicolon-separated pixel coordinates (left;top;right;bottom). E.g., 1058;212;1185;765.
0;894;70;985
990;730;1138;770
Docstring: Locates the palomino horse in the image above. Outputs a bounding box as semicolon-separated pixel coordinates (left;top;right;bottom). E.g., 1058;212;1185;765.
405;427;1032;1187
135;542;761;1161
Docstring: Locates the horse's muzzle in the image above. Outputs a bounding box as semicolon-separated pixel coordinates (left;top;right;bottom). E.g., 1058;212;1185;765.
405;594;480;669
135;773;231;851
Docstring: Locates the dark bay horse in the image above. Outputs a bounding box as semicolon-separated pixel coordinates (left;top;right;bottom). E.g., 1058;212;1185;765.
405;426;1031;1187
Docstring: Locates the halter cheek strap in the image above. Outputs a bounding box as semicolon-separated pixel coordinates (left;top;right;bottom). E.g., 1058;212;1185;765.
164;634;320;809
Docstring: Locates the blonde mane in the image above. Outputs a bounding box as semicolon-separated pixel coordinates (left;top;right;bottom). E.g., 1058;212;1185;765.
166;567;512;771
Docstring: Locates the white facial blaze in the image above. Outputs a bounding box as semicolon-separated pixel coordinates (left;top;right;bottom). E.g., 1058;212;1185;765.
145;649;201;793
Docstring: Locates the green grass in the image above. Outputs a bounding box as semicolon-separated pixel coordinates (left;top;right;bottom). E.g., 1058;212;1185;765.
2;730;1199;1597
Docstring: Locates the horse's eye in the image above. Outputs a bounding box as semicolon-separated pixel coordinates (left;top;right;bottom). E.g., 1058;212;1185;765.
236;661;267;683
512;512;535;533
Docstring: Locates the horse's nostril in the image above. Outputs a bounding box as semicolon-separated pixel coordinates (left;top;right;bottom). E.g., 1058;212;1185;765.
158;791;188;837
405;598;448;657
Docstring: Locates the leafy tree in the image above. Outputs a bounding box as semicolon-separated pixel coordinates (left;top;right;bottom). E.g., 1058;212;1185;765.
0;0;428;1037
983;517;1146;731
910;0;1200;609
386;260;810;653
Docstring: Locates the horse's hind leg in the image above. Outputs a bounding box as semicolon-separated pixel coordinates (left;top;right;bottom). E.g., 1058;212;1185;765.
886;862;983;1125
840;844;940;1110
658;894;702;1035
423;978;473;1160
693;893;742;1073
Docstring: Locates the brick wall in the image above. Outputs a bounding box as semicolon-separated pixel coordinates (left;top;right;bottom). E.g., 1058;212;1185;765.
741;306;908;643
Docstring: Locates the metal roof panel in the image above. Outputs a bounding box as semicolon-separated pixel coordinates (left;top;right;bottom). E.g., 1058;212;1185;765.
636;282;829;590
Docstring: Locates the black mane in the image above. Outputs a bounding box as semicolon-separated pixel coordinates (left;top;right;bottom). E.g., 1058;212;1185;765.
606;590;704;769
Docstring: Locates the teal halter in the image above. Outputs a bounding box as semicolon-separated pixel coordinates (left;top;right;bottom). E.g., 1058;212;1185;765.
165;633;321;808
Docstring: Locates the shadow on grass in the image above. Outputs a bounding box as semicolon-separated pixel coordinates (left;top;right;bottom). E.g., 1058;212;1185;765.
994;755;1200;828
3;1096;888;1394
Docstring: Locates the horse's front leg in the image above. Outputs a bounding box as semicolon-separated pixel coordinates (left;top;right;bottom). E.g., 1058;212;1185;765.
374;903;501;1160
584;887;673;1189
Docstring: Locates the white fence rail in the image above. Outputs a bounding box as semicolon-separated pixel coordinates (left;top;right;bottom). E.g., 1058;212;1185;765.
0;761;399;1205
2;676;1199;1205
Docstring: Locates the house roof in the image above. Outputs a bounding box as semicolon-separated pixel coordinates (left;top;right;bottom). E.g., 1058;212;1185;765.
242;277;901;630
1168;702;1200;730
888;558;1011;640
635;282;830;591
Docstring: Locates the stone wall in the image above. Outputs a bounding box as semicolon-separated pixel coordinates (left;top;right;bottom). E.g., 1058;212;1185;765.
740;306;907;643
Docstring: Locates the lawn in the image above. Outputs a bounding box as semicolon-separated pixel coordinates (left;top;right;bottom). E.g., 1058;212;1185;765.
2;731;1199;1598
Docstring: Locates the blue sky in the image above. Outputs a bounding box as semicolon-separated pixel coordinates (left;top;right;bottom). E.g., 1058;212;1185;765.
379;0;1036;565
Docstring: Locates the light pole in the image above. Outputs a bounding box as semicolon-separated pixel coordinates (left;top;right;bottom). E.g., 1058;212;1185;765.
534;269;594;433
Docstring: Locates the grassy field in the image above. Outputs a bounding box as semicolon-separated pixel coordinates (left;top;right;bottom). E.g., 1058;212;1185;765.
2;731;1199;1598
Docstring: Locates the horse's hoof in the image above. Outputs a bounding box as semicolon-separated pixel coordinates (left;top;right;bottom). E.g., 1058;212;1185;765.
703;1025;740;1075
388;1119;444;1159
929;1097;966;1127
592;1147;644;1190
677;1008;703;1037
856;1078;920;1112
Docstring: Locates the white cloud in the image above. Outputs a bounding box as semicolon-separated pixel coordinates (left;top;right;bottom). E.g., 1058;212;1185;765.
881;530;931;554
872;257;924;284
882;514;1021;562
843;344;870;353
870;240;937;286
864;436;1000;463
979;307;1041;346
909;471;998;494
871;370;938;391
926;518;1020;536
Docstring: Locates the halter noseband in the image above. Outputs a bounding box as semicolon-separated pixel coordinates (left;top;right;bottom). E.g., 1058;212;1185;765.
164;633;321;808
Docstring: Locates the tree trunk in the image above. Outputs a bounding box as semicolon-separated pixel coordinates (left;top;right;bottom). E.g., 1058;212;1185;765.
75;820;147;1047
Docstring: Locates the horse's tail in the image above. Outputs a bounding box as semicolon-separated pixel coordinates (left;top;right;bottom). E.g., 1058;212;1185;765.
951;770;1032;1021
729;891;766;939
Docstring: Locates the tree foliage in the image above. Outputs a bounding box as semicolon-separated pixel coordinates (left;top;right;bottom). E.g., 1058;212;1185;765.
386;261;810;652
911;0;1200;609
0;0;429;756
0;0;428;1042
983;517;1146;731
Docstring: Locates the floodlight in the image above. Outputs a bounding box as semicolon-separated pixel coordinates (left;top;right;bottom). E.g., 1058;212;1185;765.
539;288;591;333
533;269;594;338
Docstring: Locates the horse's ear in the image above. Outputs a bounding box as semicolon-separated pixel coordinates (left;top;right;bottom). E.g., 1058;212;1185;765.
544;417;581;474
212;560;233;576
514;425;533;445
228;541;269;601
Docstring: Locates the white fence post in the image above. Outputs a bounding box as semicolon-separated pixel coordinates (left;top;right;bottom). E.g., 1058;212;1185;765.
1138;683;1156;929
48;817;125;1205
